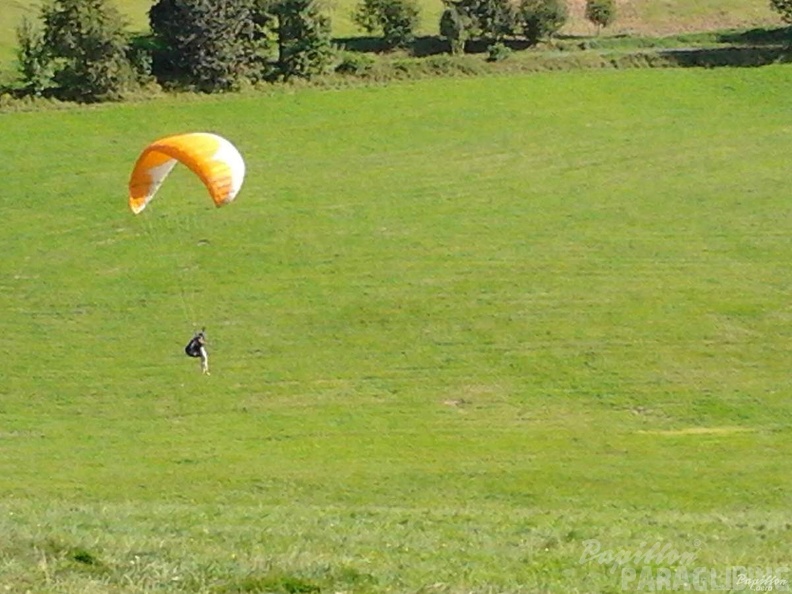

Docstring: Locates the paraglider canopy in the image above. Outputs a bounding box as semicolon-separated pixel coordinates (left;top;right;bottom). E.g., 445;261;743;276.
128;132;245;214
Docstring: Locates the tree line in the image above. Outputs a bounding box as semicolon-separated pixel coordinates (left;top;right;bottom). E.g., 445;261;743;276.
15;0;336;101
11;0;791;104
10;0;622;103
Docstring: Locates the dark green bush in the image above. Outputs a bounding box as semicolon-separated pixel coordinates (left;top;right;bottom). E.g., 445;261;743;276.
19;0;143;102
353;0;421;49
585;0;616;33
486;41;512;61
149;0;259;91
14;17;56;97
517;0;568;45
440;4;470;54
272;0;335;79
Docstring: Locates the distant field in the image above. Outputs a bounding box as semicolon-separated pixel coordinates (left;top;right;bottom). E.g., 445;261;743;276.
0;0;783;69
564;0;780;35
1;66;791;592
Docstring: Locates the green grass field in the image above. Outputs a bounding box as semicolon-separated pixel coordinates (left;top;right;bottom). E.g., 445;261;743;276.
2;66;792;592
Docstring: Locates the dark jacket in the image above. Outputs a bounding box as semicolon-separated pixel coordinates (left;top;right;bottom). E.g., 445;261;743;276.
185;334;206;358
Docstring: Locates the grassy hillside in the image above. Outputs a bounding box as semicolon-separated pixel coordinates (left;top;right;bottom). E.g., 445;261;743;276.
565;0;780;35
0;0;783;69
1;66;791;592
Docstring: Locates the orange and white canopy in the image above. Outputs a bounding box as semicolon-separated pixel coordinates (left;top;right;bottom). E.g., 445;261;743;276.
128;132;245;214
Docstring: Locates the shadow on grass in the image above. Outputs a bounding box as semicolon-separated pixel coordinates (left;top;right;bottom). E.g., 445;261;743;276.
336;35;536;57
336;35;457;57
657;45;792;68
336;28;792;68
716;26;792;46
335;35;388;53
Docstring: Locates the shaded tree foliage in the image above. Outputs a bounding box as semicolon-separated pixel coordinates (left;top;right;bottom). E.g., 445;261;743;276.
353;0;421;50
15;17;56;97
441;0;565;51
439;3;470;55
442;0;516;45
517;0;567;45
15;0;143;102
770;0;792;23
149;0;260;91
585;0;616;33
468;0;517;40
148;0;332;86
269;0;334;78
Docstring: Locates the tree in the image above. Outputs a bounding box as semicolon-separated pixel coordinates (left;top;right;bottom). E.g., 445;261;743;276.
770;0;792;23
20;0;142;102
353;0;420;50
446;0;516;43
149;0;260;91
439;3;469;54
517;0;567;45
470;0;517;40
15;17;56;97
269;0;334;78
585;0;615;34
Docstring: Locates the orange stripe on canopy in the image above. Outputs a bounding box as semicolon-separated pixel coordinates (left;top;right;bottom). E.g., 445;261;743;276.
128;132;245;214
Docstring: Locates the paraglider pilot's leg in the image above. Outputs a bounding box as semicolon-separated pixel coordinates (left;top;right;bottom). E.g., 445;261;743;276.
199;346;210;375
